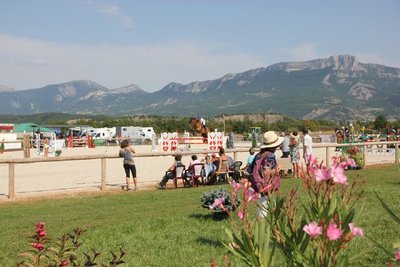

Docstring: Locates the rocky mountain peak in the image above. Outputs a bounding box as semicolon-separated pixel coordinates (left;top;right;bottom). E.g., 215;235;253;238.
266;54;363;73
111;84;143;94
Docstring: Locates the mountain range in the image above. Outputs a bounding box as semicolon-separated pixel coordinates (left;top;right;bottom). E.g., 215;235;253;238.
0;55;399;120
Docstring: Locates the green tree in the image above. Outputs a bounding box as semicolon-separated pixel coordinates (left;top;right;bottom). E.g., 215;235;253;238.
374;115;387;130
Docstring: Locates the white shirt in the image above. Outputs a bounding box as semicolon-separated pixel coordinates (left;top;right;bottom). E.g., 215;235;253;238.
303;134;313;156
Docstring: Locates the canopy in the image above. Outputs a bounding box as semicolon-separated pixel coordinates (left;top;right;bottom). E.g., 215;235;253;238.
13;123;54;133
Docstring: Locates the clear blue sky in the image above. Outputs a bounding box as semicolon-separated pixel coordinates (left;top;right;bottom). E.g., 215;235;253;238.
0;0;399;92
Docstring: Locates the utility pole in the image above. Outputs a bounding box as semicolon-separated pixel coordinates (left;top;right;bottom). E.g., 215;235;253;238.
223;114;226;133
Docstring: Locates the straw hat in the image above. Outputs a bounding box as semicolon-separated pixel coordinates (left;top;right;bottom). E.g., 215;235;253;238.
260;131;284;148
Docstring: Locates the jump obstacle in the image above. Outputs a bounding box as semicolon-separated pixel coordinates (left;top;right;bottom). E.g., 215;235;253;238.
160;132;225;152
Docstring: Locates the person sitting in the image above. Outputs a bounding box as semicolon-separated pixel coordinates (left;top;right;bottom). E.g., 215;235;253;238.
157;154;185;189
185;154;201;186
206;148;230;185
202;155;216;182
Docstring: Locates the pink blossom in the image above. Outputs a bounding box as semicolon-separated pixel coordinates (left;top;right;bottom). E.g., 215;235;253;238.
395;249;400;261
35;222;45;229
231;180;241;193
349;223;364;237
314;167;332;182
32;242;44;251
209;197;225;210
331;165;348;185
327;223;343;240
37;230;46;237
303;221;323;237
237;211;244;220
307;154;319;170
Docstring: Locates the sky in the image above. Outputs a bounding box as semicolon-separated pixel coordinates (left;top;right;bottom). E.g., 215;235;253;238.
0;0;399;92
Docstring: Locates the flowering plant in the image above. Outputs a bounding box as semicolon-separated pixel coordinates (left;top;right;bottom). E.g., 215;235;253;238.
345;145;363;168
201;188;240;214
266;155;365;266
220;155;366;267
17;222;127;267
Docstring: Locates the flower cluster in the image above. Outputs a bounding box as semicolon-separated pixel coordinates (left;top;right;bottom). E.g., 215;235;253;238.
303;220;364;240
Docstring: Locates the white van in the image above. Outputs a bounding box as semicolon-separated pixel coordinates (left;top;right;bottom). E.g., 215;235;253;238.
141;127;155;140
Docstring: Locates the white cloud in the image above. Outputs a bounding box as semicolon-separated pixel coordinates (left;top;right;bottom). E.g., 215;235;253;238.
85;0;135;29
285;43;319;61
0;34;264;91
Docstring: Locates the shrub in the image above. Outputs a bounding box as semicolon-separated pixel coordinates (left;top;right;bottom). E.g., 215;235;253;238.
16;222;127;267
201;188;240;214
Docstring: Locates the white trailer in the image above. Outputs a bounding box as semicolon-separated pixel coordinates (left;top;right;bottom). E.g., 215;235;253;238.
91;127;116;140
116;126;146;144
141;127;155;140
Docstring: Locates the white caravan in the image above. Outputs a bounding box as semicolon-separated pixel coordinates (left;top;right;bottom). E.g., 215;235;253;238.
141;127;155;140
90;127;116;140
116;126;146;143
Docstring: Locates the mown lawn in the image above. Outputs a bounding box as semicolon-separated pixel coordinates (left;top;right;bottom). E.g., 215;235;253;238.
0;164;399;266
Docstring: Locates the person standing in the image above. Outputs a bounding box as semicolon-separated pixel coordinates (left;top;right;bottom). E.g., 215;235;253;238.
43;137;49;157
280;132;290;158
289;131;300;178
119;139;138;191
302;128;313;168
250;131;283;218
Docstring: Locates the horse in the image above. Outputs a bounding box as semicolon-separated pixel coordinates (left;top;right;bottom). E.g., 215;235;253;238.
189;117;210;142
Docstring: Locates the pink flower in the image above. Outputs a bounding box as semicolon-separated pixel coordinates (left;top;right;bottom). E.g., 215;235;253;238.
395;249;400;261
231;180;241;193
314;167;331;182
209;197;225;210
35;222;45;229
32;242;44;251
349;223;364;237
307;154;319;170
331;165;348;185
327;223;343;240
237;211;244;220
303;221;323;237
37;230;46;237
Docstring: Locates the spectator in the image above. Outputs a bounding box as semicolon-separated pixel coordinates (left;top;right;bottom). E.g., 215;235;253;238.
242;147;256;174
289;131;300;178
250;131;283;218
202;155;216;181
185;154;201;185
280;132;290;158
43;137;49;157
302;128;313;168
157;155;184;189
119;139;138;191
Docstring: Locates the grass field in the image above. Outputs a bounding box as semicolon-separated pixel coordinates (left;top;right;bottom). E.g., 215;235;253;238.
0;164;399;266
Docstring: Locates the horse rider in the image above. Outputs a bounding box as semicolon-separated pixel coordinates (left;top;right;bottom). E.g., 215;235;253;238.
200;117;206;129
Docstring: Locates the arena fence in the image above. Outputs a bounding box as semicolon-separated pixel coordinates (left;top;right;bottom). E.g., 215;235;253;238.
0;141;398;200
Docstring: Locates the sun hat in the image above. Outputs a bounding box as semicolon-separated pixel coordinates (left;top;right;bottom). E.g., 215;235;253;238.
260;131;284;148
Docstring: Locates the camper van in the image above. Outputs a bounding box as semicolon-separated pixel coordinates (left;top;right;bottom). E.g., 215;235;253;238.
67;127;94;138
141;127;155;141
116;126;146;144
90;127;116;140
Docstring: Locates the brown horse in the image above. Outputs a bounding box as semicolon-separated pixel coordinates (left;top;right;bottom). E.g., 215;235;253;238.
189;117;210;142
